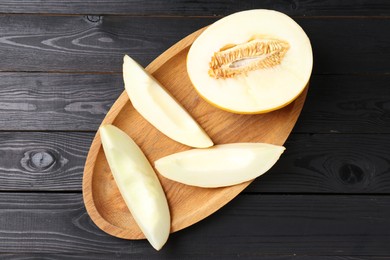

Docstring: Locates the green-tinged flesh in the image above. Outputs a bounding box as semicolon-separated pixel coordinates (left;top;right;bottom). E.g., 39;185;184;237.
123;55;213;148
155;143;285;188
100;124;170;250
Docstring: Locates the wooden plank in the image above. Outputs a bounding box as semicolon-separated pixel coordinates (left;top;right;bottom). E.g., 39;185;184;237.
0;0;389;16
0;73;122;131
0;132;93;191
0;16;211;72
247;133;390;194
1;254;388;260
0;73;388;133
295;75;390;133
0;131;389;194
304;18;390;75
0;16;388;74
1;192;390;256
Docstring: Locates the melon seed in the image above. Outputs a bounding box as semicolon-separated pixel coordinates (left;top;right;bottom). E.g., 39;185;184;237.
209;37;290;79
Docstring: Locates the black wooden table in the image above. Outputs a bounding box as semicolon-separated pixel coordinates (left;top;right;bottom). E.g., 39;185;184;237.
0;1;389;259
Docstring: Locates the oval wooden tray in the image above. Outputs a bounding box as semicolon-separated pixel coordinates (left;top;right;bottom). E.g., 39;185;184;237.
82;27;309;239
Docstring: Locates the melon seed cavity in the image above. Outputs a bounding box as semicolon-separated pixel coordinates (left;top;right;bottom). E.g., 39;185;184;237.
209;37;290;79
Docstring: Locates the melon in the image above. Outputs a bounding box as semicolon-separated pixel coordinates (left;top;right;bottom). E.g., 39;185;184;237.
155;143;285;188
123;55;213;148
187;9;313;114
100;124;170;250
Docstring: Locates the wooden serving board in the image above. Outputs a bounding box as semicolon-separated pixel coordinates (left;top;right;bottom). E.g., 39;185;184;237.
82;27;309;239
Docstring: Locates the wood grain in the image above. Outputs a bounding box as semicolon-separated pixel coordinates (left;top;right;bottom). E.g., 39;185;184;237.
1;192;390;256
248;133;390;194
0;132;93;191
0;15;212;72
295;75;390;133
0;0;389;16
0;132;389;194
1;255;388;260
0;16;388;74
0;2;388;258
83;28;307;240
0;73;387;133
0;73;122;131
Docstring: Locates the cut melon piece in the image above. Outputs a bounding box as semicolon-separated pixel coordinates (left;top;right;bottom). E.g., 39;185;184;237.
100;124;170;250
123;55;213;148
187;9;313;114
155;143;285;188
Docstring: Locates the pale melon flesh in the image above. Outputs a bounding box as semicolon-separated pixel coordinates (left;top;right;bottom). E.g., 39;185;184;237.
187;9;313;114
155;143;285;188
100;124;170;251
123;55;213;148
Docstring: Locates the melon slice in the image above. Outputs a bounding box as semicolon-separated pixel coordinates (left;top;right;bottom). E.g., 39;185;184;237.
123;55;213;148
100;124;170;250
187;9;313;114
155;143;285;188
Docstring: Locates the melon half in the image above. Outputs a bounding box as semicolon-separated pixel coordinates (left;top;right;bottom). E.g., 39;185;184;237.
187;9;313;114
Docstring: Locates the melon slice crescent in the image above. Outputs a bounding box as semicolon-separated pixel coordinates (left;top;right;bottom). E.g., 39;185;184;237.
100;124;170;250
155;143;285;188
123;55;213;148
187;9;313;114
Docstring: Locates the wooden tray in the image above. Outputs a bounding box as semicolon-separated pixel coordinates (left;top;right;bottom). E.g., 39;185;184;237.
82;27;309;239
